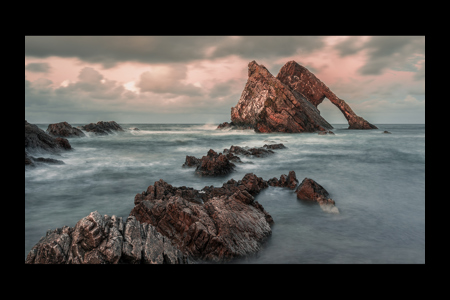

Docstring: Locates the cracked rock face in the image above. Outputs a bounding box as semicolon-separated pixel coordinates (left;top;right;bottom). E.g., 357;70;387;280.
78;121;124;135
25;120;72;152
231;61;333;133
276;61;377;130
130;172;298;262
25;211;189;264
229;60;376;132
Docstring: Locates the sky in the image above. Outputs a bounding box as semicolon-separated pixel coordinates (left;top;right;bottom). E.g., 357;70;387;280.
25;36;425;124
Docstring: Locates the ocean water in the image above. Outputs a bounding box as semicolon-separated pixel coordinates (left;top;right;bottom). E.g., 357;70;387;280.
24;124;425;263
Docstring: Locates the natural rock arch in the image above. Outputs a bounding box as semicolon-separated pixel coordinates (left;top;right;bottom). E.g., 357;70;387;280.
275;61;377;129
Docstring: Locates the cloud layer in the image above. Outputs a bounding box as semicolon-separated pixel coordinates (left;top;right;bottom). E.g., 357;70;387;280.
25;36;425;124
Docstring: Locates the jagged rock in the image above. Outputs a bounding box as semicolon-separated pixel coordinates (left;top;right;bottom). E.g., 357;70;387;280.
268;171;299;189
226;60;376;132
223;145;276;158
217;122;233;129
129;172;286;262
25;120;72;152
182;156;202;167
263;143;286;149
295;178;338;213
25;211;189;264
182;149;236;176
318;130;335;135
230;61;333;133
276;61;377;130
78;121;124;135
46;122;86;138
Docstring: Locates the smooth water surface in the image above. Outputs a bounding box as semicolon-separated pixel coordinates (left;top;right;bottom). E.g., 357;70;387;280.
25;124;425;263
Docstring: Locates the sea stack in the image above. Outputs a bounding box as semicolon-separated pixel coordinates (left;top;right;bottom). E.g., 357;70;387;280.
225;60;376;132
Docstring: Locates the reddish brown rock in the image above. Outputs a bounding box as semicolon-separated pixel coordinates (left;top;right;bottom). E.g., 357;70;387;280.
231;61;333;133
295;178;335;206
276;61;377;130
46;122;86;138
268;171;299;189
196;149;236;176
25;211;189;264
129;172;286;262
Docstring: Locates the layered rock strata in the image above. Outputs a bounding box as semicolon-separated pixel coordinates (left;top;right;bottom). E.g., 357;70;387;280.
78;121;124;135
25;120;72;152
46;122;86;138
25;120;72;166
182;149;237;176
25;211;189;264
295;178;339;213
222;60;376;132
230;61;332;133
276;61;377;130
130;172;298;262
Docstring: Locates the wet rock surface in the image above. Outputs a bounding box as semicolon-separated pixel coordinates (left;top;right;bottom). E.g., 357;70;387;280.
183;149;236;176
25;211;189;264
130;172;298;262
78;121;124;135
222;60;376;132
25;120;72;153
46;122;86;138
25;120;72;166
295;178;339;213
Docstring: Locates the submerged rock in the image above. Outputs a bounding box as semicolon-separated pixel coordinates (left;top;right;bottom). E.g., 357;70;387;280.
295;178;338;213
382;131;392;134
318;130;335;135
129;172;286;262
268;171;299;189
46;122;85;138
223;145;276;158
25;211;189;264
78;121;124;135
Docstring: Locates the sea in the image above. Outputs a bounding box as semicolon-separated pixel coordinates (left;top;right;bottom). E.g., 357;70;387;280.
24;123;425;263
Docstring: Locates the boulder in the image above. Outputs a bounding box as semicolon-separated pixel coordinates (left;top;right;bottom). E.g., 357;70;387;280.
318;130;335;135
46;122;86;138
25;211;189;264
129;172;279;262
25;120;72;152
78;121;124;135
295;178;338;213
267;171;299;189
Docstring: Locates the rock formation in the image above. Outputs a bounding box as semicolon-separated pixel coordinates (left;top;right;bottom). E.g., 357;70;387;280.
267;171;299;189
276;61;377;130
295;178;339;213
222;144;287;157
220;60;376;132
25;211;189;264
182;149;237;176
130;172;298;262
46;122;86;138
25;120;72;166
25;120;72;152
318;130;335;135
78;121;124;135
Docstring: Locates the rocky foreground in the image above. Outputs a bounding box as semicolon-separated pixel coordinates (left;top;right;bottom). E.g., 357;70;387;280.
218;60;376;132
26;171;315;264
